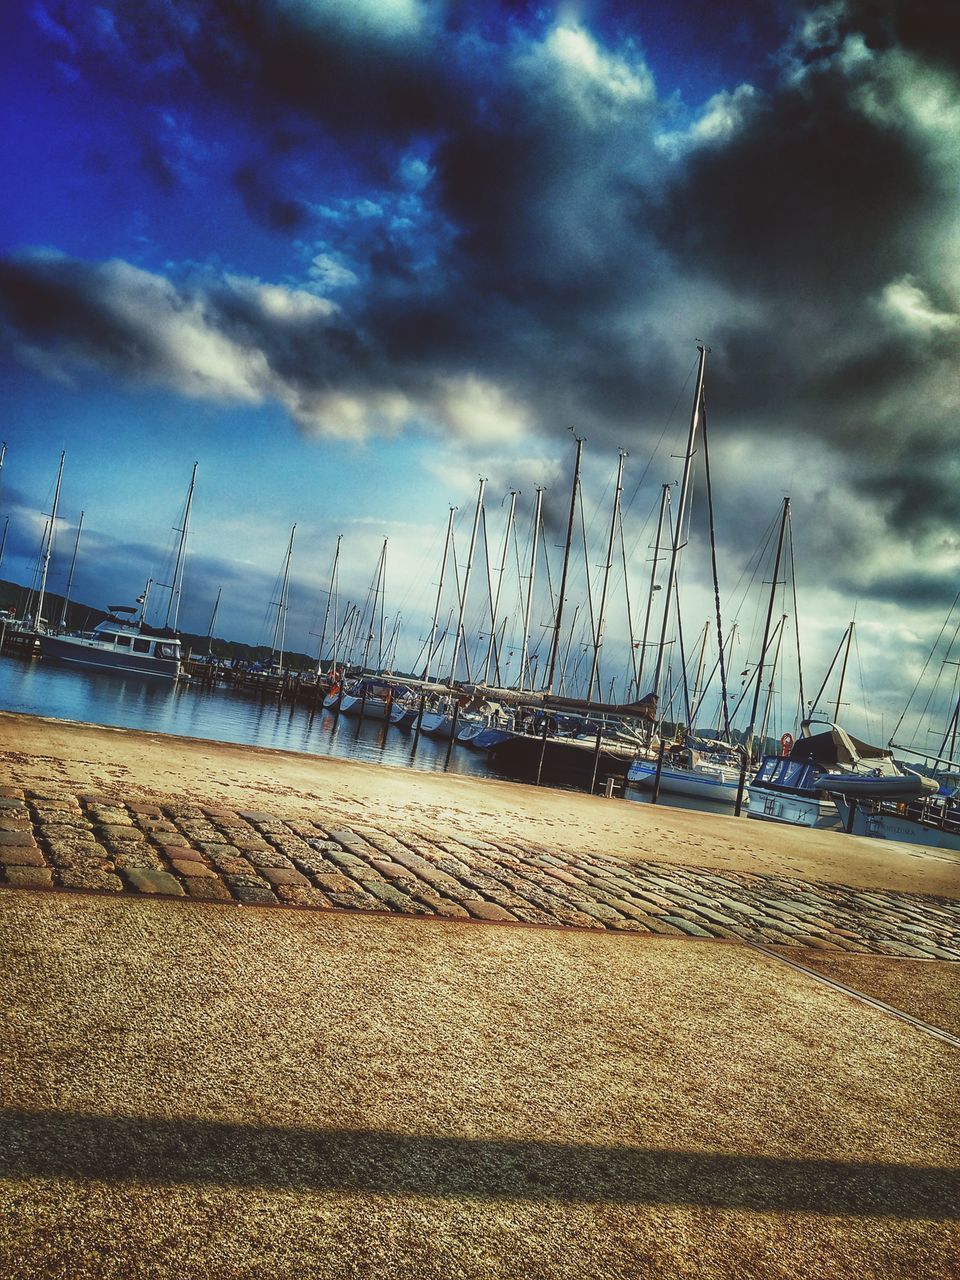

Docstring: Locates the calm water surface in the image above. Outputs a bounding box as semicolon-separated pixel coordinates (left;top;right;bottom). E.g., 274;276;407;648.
0;653;725;811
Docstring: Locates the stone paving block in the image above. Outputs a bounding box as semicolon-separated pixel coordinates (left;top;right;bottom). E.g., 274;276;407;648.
87;808;133;826
4;865;54;888
325;890;380;911
124;868;185;896
40;821;96;841
244;849;295;870
163;846;206;863
312;871;361;895
0;794;26;806
361;880;427;913
229;881;280;905
0;830;36;848
210;857;257;876
465;899;518;922
98;824;144;842
261;865;310;888
154;832;190;848
659;915;715;938
113;851;165;871
0;817;31;832
58;867;123;892
0;845;45;867
171;859;219;879
275;885;333;909
184;878;236;902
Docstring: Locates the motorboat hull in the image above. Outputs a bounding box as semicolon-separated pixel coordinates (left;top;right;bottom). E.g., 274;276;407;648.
40;632;180;679
746;785;838;829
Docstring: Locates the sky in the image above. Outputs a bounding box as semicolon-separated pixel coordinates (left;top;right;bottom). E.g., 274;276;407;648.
1;0;959;750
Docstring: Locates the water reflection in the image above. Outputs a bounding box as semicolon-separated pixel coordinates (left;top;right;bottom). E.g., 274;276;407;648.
0;656;492;781
0;655;725;812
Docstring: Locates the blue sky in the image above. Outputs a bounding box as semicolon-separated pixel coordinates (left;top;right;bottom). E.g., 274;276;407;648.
2;1;959;743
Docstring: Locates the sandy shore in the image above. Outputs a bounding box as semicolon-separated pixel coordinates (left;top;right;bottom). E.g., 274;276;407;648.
3;711;958;897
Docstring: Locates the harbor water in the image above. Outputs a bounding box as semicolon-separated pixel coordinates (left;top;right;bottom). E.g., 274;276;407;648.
0;653;731;813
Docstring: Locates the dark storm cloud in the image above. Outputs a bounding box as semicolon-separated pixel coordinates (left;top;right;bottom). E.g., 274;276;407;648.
11;1;960;594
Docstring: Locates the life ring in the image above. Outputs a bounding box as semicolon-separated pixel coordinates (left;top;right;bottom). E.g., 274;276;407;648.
780;732;794;757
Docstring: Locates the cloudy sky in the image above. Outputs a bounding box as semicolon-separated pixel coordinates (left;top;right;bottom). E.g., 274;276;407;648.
1;0;959;747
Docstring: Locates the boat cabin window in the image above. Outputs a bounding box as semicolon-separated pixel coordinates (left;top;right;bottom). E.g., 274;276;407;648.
132;639;151;654
115;634;132;647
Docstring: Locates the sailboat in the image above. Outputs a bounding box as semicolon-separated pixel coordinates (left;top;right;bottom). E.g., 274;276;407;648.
338;539;403;720
623;344;746;804
40;462;197;680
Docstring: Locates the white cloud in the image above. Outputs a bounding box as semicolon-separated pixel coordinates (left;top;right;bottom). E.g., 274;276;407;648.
879;276;960;334
526;22;655;126
657;84;759;156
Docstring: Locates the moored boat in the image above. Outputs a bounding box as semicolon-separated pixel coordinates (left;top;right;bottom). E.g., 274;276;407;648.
40;608;181;679
627;748;744;806
747;721;934;829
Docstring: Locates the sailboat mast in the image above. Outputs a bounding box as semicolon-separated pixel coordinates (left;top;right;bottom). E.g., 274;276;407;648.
271;524;296;672
424;508;455;684
637;483;670;696
58;510;84;629
377;541;388;669
545;434;583;693
587;449;626;701
484;490;517;685
650;345;707;704
448;478;486;684
519;487;543;691
361;539;387;672
833;618;855;724
734;496;790;815
0;517;8;570
165;461;198;632
206;586;222;655
34;450;65;632
688;619;711;732
758;614;788;749
316;535;342;675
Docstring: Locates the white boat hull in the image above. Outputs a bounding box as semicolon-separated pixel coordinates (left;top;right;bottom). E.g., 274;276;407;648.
746;786;837;829
420;712;454;739
339;694;392;720
627;759;743;806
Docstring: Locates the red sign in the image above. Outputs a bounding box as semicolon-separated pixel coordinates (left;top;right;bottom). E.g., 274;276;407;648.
780;732;794;757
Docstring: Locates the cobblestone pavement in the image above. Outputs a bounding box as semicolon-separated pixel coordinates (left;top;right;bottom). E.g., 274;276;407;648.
1;784;958;959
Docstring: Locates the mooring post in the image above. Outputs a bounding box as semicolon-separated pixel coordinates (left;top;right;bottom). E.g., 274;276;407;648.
535;717;550;786
650;735;667;804
445;701;461;769
845;797;858;834
589;727;603;793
